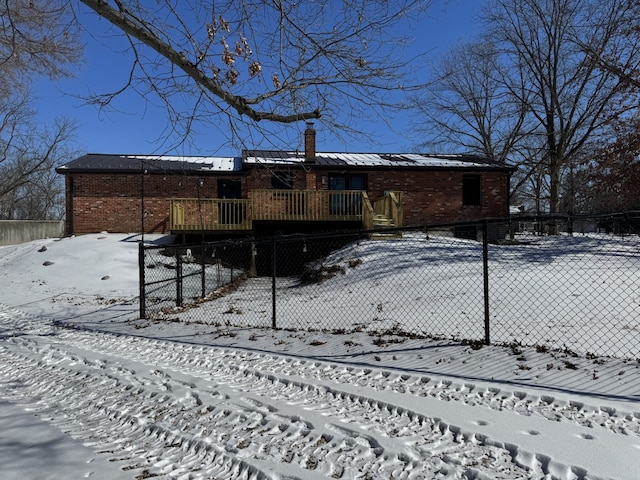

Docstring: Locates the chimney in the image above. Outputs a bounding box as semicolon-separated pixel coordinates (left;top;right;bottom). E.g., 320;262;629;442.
304;122;316;162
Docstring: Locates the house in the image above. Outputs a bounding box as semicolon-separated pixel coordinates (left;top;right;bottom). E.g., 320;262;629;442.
55;125;514;238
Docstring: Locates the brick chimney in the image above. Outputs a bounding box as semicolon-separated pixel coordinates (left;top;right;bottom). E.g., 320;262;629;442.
304;122;316;162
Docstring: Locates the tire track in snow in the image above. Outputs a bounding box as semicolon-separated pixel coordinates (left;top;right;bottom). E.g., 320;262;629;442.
0;339;564;478
53;321;640;440
247;355;640;437
1;334;543;479
1;305;639;479
0;341;284;480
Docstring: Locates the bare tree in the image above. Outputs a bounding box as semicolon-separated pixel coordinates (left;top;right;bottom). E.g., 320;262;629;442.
577;1;640;91
415;41;531;164
416;0;640;217
2;1;432;216
414;40;553;208
0;93;77;219
76;0;432;148
0;1;81;219
1;0;81;92
487;0;640;215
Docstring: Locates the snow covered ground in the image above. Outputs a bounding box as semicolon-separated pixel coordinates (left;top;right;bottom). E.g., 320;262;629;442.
0;232;639;479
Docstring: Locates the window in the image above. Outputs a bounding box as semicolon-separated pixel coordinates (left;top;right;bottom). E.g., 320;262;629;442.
218;179;242;199
328;174;367;191
328;174;367;216
271;172;294;190
462;175;481;206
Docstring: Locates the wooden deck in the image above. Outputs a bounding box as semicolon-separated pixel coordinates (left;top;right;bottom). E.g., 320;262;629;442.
169;190;402;232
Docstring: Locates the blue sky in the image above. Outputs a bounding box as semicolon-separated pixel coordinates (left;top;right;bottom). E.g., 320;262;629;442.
32;1;482;158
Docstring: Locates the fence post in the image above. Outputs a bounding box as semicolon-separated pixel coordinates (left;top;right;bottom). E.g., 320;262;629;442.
249;238;257;277
176;248;183;307
138;242;146;319
482;221;491;345
272;235;277;329
568;213;574;236
200;241;206;298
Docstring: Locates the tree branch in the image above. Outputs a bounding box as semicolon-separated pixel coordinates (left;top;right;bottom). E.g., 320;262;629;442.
79;0;321;123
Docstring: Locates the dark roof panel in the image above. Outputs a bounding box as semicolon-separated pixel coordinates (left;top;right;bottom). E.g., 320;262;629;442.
56;154;242;174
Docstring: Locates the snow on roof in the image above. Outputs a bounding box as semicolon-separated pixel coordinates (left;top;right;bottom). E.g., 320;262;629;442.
58;151;509;174
56;154;243;173
123;155;241;172
244;151;504;168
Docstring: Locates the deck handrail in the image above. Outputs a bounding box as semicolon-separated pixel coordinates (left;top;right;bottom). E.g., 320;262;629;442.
388;191;403;228
250;189;365;221
362;192;374;230
372;191;403;227
170;198;251;231
169;190;401;231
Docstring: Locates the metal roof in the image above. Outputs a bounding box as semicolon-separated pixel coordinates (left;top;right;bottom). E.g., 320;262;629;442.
56;154;242;174
244;151;509;169
57;151;511;174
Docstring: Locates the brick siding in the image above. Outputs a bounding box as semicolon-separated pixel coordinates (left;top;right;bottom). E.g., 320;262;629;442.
65;173;245;234
305;169;509;226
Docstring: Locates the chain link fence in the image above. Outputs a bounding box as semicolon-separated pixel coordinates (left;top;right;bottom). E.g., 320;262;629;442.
139;213;640;359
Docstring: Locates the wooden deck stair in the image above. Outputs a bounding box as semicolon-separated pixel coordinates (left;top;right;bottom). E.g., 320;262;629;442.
370;214;402;239
372;214;393;226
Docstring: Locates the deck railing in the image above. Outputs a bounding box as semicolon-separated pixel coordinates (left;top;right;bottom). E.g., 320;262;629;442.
362;192;375;230
169;189;401;231
170;198;251;231
250;189;365;222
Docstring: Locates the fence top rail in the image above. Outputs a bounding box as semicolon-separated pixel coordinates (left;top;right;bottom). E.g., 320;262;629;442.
509;211;640;223
251;189;366;194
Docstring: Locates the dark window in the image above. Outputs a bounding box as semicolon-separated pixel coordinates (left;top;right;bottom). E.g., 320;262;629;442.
218;179;242;199
328;174;367;191
462;175;481;206
271;172;294;189
217;179;243;224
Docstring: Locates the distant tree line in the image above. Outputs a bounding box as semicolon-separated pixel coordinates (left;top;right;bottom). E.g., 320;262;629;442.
415;0;640;218
0;1;80;220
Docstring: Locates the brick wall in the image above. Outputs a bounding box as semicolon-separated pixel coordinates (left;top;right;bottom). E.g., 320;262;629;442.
366;170;510;225
305;169;510;226
65;173;245;235
245;166;307;191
